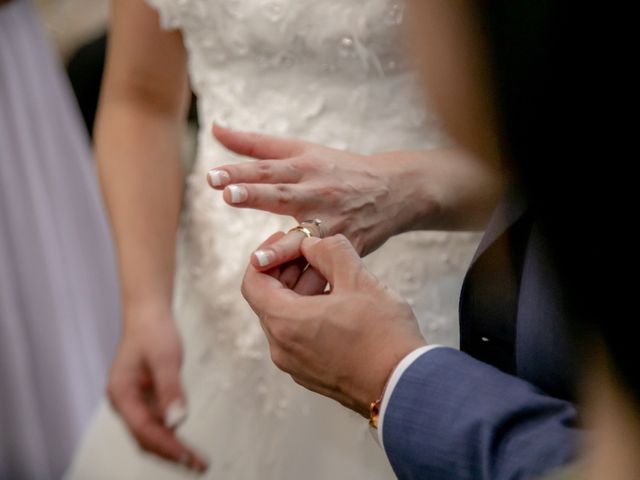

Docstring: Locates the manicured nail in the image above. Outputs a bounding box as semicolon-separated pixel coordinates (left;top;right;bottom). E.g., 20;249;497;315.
165;400;187;429
254;249;273;267
227;185;248;204
214;118;230;129
208;169;230;187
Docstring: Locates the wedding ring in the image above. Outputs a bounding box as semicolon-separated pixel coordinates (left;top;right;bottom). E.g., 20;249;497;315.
288;218;325;238
288;225;314;238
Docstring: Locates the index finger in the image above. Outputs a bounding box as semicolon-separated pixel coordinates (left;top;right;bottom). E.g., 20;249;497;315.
241;261;301;318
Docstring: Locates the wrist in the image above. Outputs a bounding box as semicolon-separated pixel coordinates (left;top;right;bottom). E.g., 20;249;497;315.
123;298;174;328
376;151;444;235
353;337;428;418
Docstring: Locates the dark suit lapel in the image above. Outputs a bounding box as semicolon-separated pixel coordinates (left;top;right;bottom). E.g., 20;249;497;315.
471;183;529;265
459;182;531;374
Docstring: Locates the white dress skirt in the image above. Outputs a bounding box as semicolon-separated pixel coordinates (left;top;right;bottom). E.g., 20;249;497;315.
0;1;120;478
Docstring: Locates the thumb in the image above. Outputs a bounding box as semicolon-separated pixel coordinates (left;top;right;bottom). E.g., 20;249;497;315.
212;123;304;160
300;234;364;290
153;357;187;429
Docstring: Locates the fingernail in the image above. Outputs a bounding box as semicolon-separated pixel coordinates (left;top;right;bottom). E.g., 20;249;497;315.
208;169;230;187
215;118;230;129
165;400;188;429
254;249;273;267
227;185;248;204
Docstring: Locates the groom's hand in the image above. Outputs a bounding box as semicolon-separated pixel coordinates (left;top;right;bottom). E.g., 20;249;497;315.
241;234;427;417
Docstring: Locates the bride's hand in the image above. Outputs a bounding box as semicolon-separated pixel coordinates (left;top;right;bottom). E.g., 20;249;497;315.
107;306;207;472
207;124;438;271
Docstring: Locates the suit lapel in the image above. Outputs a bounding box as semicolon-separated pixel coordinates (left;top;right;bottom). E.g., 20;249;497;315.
471;183;529;265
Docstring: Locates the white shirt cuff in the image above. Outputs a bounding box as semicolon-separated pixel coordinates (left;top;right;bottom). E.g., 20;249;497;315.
375;345;445;449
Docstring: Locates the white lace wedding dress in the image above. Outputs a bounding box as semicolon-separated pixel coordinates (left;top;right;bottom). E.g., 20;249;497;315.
68;1;478;478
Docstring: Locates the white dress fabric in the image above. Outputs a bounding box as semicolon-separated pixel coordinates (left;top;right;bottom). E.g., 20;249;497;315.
68;1;478;478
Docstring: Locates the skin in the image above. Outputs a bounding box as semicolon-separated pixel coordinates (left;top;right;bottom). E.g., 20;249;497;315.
405;0;502;166
582;349;640;480
97;0;205;471
209;125;502;271
242;233;427;416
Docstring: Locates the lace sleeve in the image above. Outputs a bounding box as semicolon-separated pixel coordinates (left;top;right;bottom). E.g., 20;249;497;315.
145;0;182;30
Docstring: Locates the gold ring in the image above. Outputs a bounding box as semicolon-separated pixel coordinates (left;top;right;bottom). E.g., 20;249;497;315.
288;218;325;238
288;225;314;238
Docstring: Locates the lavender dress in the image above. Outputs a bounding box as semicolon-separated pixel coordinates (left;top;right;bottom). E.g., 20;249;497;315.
0;1;120;478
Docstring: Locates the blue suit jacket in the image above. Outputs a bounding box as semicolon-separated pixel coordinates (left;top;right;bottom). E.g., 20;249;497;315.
383;188;579;479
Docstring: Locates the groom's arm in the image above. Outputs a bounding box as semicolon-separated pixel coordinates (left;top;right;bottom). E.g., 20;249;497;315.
380;347;578;480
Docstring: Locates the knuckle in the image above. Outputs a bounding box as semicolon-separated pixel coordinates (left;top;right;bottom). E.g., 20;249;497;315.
276;184;294;206
325;234;350;250
294;155;318;173
269;348;286;371
256;162;273;181
312;184;331;196
350;263;370;288
270;321;294;346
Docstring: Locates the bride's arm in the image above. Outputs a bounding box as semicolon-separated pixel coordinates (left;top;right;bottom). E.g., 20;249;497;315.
99;0;187;314
97;0;205;470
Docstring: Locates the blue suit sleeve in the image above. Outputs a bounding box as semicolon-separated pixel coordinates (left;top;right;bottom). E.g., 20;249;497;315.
382;347;578;480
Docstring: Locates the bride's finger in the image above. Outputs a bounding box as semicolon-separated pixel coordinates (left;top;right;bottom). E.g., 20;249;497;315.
255;231;286;250
293;266;328;296
207;161;303;189
113;389;207;471
279;257;309;289
221;183;312;215
251;229;307;271
212;123;306;160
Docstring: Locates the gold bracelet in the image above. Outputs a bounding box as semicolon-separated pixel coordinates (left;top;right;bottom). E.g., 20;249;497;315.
369;397;382;429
